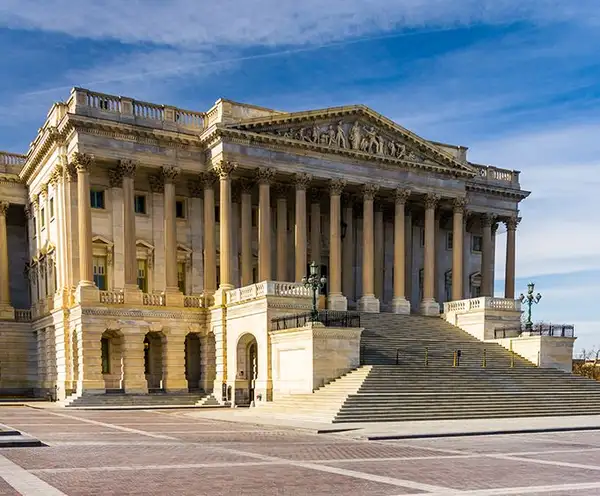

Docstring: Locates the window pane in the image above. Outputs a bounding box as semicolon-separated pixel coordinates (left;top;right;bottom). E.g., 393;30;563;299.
177;262;186;294
176;200;185;218
101;338;110;374
49;198;54;218
134;195;146;214
40;208;45;228
137;259;147;292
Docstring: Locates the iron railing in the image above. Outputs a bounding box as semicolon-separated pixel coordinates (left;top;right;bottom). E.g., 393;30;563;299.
494;323;575;339
271;310;361;331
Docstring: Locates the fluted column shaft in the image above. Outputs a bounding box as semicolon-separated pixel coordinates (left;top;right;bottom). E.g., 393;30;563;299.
75;156;94;285
294;174;310;282
342;196;354;302
276;186;288;281
481;214;495;297
120;161;138;288
240;182;253;286
393;189;410;313
358;184;380;313
216;162;236;290
163;167;180;291
257;168;274;281
420;194;440;315
0;202;10;306
374;206;384;300
328;180;346;307
310;192;321;266
505;217;519;298
203;173;217;294
452;198;466;301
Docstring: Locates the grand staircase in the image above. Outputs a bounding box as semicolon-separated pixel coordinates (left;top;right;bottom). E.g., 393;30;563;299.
270;313;600;423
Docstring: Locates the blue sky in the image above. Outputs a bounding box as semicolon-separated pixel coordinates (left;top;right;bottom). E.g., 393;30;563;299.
1;1;599;352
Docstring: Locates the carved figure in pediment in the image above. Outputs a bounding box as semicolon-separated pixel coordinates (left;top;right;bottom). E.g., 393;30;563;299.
388;141;396;157
349;121;362;150
396;144;406;159
297;127;311;142
335;121;347;148
363;127;378;154
407;151;419;161
326;124;336;146
311;124;321;144
376;135;385;155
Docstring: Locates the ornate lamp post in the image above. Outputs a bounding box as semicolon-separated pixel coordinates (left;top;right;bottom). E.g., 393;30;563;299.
302;261;327;322
519;282;542;331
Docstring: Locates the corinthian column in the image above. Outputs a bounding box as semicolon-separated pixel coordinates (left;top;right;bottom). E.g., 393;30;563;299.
162;165;183;306
504;216;520;299
294;173;311;282
72;153;99;303
310;189;321;266
358;183;380;313
328;179;347;310
215;161;236;299
202;171;217;298
342;193;354;303
256;168;274;281
480;213;496;297
275;184;289;282
119;160;143;303
392;188;411;314
240;180;253;287
452;197;467;301
0;201;12;317
420;193;440;316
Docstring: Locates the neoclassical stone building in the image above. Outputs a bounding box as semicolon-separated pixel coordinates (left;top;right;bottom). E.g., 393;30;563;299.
0;87;528;402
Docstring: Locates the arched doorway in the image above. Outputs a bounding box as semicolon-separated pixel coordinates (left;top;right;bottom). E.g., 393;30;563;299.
101;330;124;391
185;334;202;392
144;332;165;392
236;333;258;406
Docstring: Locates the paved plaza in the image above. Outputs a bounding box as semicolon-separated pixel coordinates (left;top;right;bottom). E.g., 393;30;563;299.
1;407;600;495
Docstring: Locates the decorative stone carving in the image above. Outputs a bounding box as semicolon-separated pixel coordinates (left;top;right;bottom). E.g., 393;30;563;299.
310;188;322;203
49;165;63;186
329;179;346;196
231;183;241;203
199;170;218;188
453;196;468;214
349;121;362;150
187;178;203;198
108;169;122;188
293;173;312;190
64;162;77;182
161;165;181;184
505;216;521;231
395;188;411;205
362;184;380;201
0;201;8;216
40;184;48;199
424;193;441;210
274;183;290;199
70;152;93;172
481;213;498;228
214;160;237;179
118;159;138;178
149;175;164;193
239;178;254;194
255;167;275;185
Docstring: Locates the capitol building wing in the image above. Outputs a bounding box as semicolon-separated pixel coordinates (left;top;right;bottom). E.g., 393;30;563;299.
0;88;529;402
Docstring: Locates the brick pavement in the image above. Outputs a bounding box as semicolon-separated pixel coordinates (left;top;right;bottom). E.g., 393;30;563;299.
1;407;600;495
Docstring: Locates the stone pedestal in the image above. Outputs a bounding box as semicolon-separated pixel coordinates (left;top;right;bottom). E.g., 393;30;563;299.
0;305;15;320
75;283;99;305
358;295;380;313
327;294;348;311
213;286;233;307
122;332;148;394
392;297;411;315
164;289;184;307
164;335;188;393
123;285;144;305
420;298;440;316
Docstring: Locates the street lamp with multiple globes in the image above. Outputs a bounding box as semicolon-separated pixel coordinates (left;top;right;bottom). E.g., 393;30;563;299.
519;282;542;331
302;261;327;322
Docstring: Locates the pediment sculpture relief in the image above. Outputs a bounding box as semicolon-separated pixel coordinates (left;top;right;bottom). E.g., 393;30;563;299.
266;120;424;162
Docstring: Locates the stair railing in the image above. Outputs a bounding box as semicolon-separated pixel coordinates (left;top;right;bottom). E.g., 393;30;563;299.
424;347;429;367
482;349;487;368
396;348;400;365
510;351;515;368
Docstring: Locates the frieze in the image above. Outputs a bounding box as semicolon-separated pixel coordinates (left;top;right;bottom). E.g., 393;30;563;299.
81;307;205;320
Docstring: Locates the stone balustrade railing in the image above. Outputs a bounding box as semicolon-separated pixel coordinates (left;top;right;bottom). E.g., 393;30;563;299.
444;297;521;314
14;309;32;322
471;164;520;187
0;151;26;174
143;293;166;306
68;88;207;132
99;290;125;305
227;281;312;305
184;295;204;308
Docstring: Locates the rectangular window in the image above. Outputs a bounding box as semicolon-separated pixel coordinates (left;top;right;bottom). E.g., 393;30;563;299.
93;256;107;290
251;207;258;227
40;208;46;228
134;195;146;214
33;217;37;235
420;228;425;246
175;200;186;219
252;267;258;284
49;198;55;219
90;190;105;209
101;337;110;374
137;259;148;293
214;205;220;223
446;232;453;251
177;262;186;294
472;235;483;253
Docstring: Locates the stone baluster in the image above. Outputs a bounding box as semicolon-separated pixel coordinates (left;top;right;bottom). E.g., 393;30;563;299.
240;179;253;286
452;197;467;301
328;179;347;310
256;168;274;282
393;188;411;314
504;216;520;299
294;173;311;282
358;183;380;313
420;193;440;315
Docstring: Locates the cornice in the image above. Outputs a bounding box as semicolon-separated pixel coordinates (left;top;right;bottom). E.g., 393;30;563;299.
466;182;530;201
81;306;206;320
0;174;24;186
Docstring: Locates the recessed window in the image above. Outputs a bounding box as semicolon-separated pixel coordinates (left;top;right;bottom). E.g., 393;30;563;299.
252;267;258;283
175;200;186;219
49;198;55;219
177;262;186;294
40;208;46;228
134;195;146;214
420;228;425;246
137;259;148;293
90;190;105;209
251;207;258;227
472;235;483;253
214;205;220;222
446;232;453;251
101;337;110;374
93;255;107;290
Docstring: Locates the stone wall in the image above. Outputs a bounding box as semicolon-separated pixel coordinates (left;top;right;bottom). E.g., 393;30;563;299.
0;321;37;394
490;335;575;372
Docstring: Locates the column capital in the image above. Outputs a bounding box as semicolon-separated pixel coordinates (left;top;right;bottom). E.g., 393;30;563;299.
187;178;203;198
329;179;347;196
29;197;39;210
255;167;275;185
362;183;380;201
239;178;254;194
70;152;94;172
395;188;411;205
0;202;8;216
161;165;181;184
40;183;49;199
64;162;77;182
274;183;290;199
108;168;123;188
505;216;521;231
310;188;323;203
424;193;440;210
453;196;468;214
49;165;63;186
294;173;312;191
118;159;138;178
481;212;498;228
149;174;164;194
213;160;237;179
199;170;218;189
232;182;241;203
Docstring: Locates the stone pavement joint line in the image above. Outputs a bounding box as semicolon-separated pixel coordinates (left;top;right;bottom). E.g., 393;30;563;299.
0;454;67;496
405;481;600;496
490;453;600;471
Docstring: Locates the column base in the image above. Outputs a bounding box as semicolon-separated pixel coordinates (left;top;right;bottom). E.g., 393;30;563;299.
203;290;216;308
123;284;144;305
327;294;348;311
358;295;380;313
123;384;149;394
75;283;99;305
420;298;440;316
213;285;234;306
164;287;184;307
0;305;14;320
392;297;411;315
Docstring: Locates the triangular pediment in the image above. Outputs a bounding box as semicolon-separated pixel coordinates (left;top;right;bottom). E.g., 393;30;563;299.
224;106;476;176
